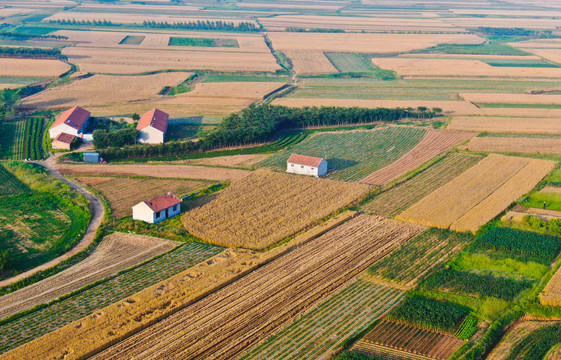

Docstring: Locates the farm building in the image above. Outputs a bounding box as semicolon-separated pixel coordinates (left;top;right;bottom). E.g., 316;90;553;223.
132;192;181;224
49;106;91;139
287;154;328;177
137;108;169;144
51;133;76;150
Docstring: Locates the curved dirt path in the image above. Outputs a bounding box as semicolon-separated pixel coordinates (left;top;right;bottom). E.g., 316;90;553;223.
0;155;105;288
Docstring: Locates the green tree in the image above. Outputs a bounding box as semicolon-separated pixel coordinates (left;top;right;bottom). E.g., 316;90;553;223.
131;113;140;121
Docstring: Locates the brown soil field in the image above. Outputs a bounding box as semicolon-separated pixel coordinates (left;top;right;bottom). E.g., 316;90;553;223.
21;72;191;110
62;46;280;74
267;32;483;53
183;170;372;249
372;58;561;78
361;129;477;186
45;12;256;25
449;116;561;134
283;50;338;75
397;154;555;233
273;98;481;115
0;59;70;77
0;8;36;16
0;232;178;320
461;93;561;104
57;164;250;182
184;82;286;100
75;176;211;218
87;216;424;360
468;137;561;155
355;319;465;360
488;321;560;360
188;154;271;168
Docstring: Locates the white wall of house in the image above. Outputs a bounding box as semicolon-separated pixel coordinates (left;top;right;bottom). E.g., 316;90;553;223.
286;159;327;177
132;202;156;223
138;127;164;144
49;124;79;139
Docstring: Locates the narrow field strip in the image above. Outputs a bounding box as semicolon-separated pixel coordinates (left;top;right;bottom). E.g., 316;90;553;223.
0;233;179;320
0;243;222;355
449;116;561;134
360;129;477;186
241;280;403;360
468;136;561;155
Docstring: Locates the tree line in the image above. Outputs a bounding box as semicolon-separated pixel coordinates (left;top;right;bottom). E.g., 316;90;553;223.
0;32;67;41
98;104;442;161
50;19;116;26
0;47;63;59
93;128;138;149
285;27;345;33
142;20;258;32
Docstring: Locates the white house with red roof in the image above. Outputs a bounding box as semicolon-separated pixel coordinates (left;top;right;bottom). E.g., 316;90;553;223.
49;106;91;140
137;108;169;144
287;154;328;177
132;192;181;224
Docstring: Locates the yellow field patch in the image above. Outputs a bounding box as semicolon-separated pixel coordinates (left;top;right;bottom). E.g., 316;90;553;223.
0;58;70;77
449;116;561;134
468;137;561;155
184;82;287;100
283;50;337;75
460;93;561;104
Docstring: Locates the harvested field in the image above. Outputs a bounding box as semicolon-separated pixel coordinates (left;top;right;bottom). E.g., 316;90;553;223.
21;72;192;110
478;108;561;118
0;59;70;77
518;48;561;64
468;137;561;155
241;281;403;360
489;321;561;360
182;170;372;249
188;154;271;168
267;33;483;53
446;17;561;29
184;82;286;100
283;50;337;75
540;266;561;305
449;116;561;135
273;98;481;116
77;216;424;360
74;176;211;218
258;127;426;181
355;319;466;360
0;233;178;320
361;130;477;186
372;58;561;78
397;154;556;232
57;164;250;182
461;93;561;105
368;229;471;288
361;153;483;217
0;242;222;355
62;47;280;74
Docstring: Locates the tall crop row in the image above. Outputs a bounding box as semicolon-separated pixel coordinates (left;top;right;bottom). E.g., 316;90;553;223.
17;118;44;161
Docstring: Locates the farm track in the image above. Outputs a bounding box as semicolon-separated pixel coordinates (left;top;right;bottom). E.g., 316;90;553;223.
91;215;424;360
0;233;179;320
360;129;477;186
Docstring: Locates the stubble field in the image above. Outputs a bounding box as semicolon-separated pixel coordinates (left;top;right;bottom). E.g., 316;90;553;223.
468;137;561;155
0;59;70;77
449;116;561;134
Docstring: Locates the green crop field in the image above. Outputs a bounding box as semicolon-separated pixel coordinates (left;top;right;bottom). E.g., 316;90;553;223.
1;118;45;161
505;323;561;359
0;164;29;197
362;153;483;217
258;127;426;181
241;280;403;360
325;53;375;73
119;35;145;45
0;242;222;354
482;59;560;68
0;121;17;160
411;42;527;56
169;37;239;47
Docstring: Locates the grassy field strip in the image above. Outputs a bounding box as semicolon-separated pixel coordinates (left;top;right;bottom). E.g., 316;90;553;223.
0;243;222;355
242;280;403;359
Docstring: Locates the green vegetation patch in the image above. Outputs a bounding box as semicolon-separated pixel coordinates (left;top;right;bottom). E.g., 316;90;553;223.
422;268;533;301
166;124;203;141
482;59;560;68
11;26;59;35
325;53;376;73
411;42;527;56
472;227;561;265
387;295;470;334
258;127;426;181
506;323;561;360
0;121;17;159
119;35;145;45
449;252;549;281
0;164;29;197
168;37;239;48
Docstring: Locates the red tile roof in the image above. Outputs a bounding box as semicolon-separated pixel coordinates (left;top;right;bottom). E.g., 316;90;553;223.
53;132;76;144
51;106;91;131
137;108;169;133
144;192;181;212
288;154;324;168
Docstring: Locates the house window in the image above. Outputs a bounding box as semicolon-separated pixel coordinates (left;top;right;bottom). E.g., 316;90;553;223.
291;164;294;167
311;167;315;170
156;211;162;218
174;204;179;211
301;165;304;169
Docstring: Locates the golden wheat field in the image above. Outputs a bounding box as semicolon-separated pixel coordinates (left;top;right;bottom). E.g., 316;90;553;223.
478;108;561;118
449;116;561;134
397;154;555;233
21;72;191;109
468;137;561;155
0;59;70;77
184;82;286;99
283;50;338;75
460;93;561;104
540;267;561;306
372;58;561;78
182;170;372;249
446;17;561;29
267;32;483;53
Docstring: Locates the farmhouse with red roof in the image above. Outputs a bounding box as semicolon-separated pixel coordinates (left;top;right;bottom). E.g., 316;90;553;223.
49;106;91;140
132;192;181;224
137;108;169;144
51;133;76;150
287;154;328;177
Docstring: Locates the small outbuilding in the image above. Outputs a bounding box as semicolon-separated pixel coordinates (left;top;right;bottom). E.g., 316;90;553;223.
287;154;328;177
83;152;100;163
132;192;181;224
137;108;169;144
49;106;91;139
52;133;76;150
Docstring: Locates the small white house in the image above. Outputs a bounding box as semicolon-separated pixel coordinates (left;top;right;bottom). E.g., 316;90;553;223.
49;106;91;139
137;108;168;144
287;154;328;177
132;192;181;224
